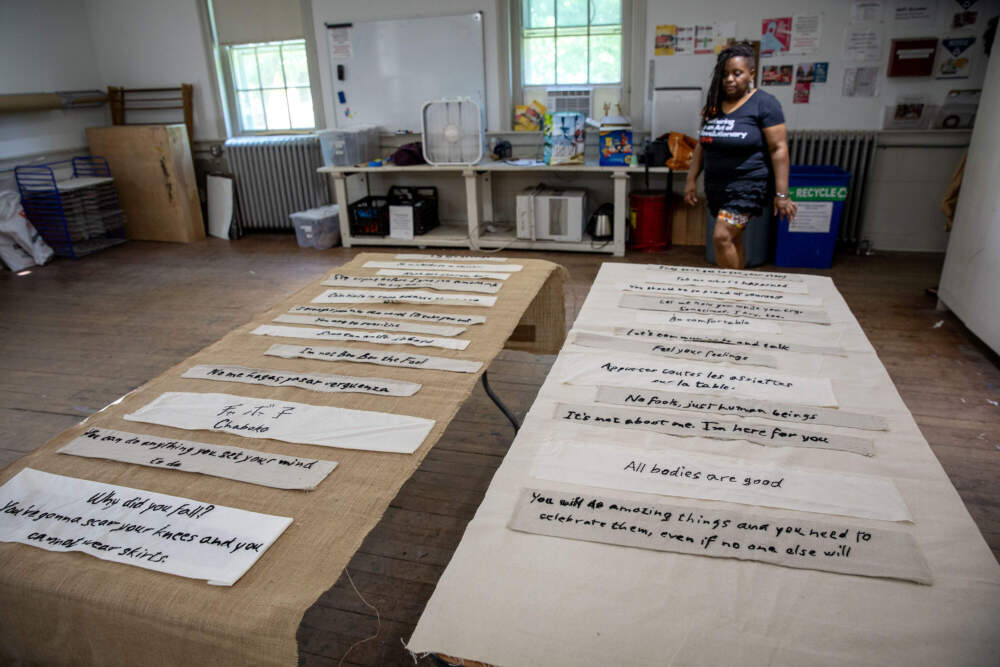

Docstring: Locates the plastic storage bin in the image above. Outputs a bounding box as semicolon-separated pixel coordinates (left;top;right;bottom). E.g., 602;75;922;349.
348;196;390;236
317;126;379;167
290;204;340;249
387;186;439;238
704;200;775;268
628;191;670;251
775;166;850;268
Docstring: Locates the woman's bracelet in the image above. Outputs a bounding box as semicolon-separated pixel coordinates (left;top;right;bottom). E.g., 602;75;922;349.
774;192;789;199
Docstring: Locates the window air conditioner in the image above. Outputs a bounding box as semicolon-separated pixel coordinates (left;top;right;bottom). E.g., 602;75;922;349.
546;87;593;116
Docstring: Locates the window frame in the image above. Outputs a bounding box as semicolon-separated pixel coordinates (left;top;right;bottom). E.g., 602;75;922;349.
220;38;317;135
511;0;632;109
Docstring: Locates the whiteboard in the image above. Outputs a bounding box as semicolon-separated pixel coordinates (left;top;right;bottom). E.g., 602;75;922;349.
326;13;486;132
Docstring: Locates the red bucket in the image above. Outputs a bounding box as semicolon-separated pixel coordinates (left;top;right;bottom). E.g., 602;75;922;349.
628;191;670;252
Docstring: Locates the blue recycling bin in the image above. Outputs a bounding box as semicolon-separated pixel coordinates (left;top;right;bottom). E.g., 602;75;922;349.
775;166;850;269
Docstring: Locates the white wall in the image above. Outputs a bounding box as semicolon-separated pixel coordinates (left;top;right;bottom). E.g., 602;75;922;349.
309;0;504;131
643;0;997;131
84;0;224;141
0;0;108;159
938;50;1000;354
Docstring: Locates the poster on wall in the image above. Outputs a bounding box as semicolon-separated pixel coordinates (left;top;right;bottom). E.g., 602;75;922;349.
851;0;884;23
796;63;816;82
675;25;695;55
714;22;736;53
790;15;822;53
893;1;936;23
762;65;794;85
694;25;715;54
761;17;793;56
813;62;829;82
843;66;880;96
951;0;980;30
794;81;812;104
843;25;883;61
935;36;976;78
655;25;676;55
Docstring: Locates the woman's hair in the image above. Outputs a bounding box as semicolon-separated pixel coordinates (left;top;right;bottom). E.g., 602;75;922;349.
701;42;756;124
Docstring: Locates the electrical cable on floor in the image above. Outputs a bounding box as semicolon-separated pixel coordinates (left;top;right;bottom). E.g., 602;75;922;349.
481;370;521;432
337;568;381;667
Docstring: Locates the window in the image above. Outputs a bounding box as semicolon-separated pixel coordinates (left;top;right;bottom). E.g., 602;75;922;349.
227;39;314;131
521;0;622;86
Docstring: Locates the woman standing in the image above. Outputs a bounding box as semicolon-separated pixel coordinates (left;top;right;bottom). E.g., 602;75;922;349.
684;42;797;269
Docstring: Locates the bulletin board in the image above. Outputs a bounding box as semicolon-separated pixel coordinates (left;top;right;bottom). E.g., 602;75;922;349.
325;13;487;132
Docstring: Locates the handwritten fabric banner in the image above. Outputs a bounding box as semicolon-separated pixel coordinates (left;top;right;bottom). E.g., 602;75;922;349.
321;274;501;294
58;427;338;489
181;364;421;396
313;289;497;307
274;314;465;337
573;331;778;368
377;268;511;281
531;440;911;521
595;386;888;431
644;269;810;294
614;327;847;356
621;282;823;307
620;293;831;325
395;253;509;262
560;353;838;406
251;325;470;350
648;264;804;282
288;305;486;326
364;261;522;273
635;310;782;334
553;402;873;456
266;344;483;374
509;487;931;585
0;468;292;585
124;392;435;454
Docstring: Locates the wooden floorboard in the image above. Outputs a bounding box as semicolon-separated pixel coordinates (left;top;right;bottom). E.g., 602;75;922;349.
1;235;997;666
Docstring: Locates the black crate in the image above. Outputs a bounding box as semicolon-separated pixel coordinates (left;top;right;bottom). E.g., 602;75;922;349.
387;186;439;235
348;195;389;236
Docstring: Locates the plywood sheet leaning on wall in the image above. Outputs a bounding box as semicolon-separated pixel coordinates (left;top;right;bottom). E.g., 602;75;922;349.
86;124;205;243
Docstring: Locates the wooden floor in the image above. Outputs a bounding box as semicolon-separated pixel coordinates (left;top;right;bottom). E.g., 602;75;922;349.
2;236;998;666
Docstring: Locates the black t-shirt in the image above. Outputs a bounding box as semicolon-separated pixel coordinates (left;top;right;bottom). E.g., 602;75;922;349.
699;89;785;187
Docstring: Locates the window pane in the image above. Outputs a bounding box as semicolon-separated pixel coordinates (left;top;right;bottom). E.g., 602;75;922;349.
281;43;309;87
262;89;291;129
237;91;266;130
556;35;588;84
556;0;588;27
589;34;621;83
591;0;620;25
231;48;259;90
256;46;285;88
523;0;554;29
288;87;315;128
523;37;555;85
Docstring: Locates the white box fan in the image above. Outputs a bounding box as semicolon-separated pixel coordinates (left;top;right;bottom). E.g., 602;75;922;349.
421;98;484;165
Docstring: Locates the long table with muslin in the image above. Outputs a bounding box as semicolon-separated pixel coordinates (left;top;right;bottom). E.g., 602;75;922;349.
408;262;1000;666
0;252;566;665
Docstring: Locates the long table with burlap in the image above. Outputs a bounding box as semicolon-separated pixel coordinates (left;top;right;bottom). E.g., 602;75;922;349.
408;262;1000;666
0;252;566;665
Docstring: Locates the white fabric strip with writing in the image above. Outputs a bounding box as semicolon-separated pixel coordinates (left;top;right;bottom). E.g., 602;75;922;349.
643;269;810;294
312;289;497;307
560;352;838;407
635;310;782;334
621;282;823;307
0;468;292;586
181;364;421;396
620;293;831;325
531;440;911;521
251;325;470;350
124;392;435;454
376;268;511;281
265;343;483;374
395;253;509;262
364;261;522;273
613;326;847;357
321;274;501;294
288;305;486;325
648;264;805;282
595;386;888;431
509;487;931;585
554;402;874;456
573;331;778;368
274;314;466;337
58;427;338;490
